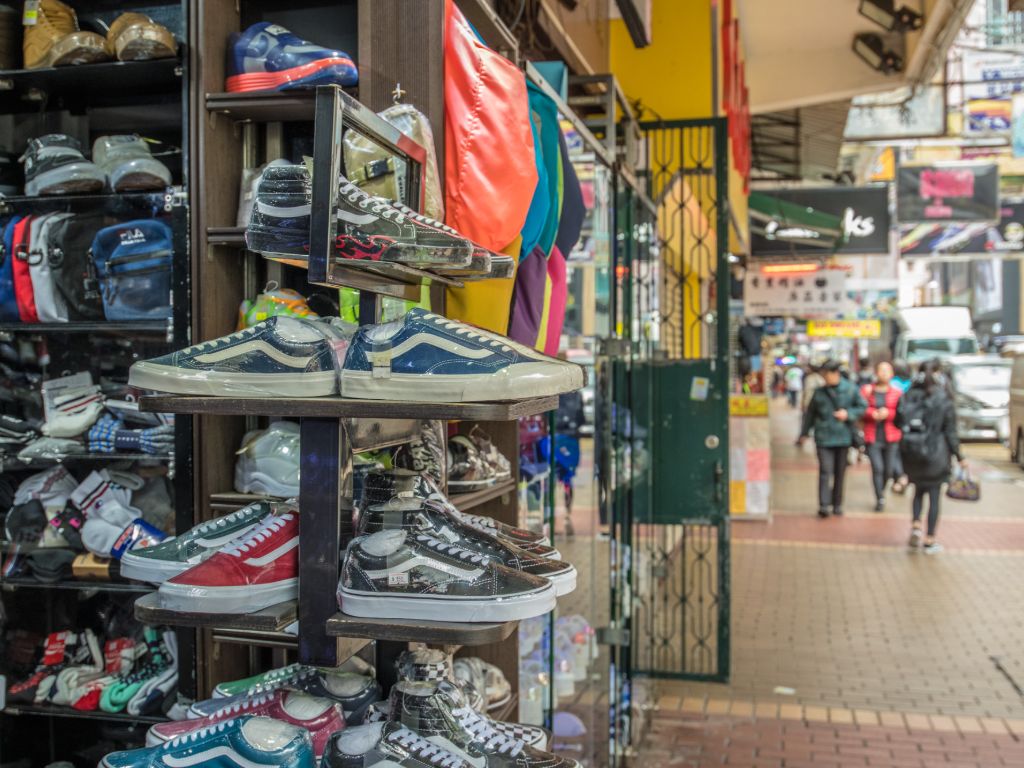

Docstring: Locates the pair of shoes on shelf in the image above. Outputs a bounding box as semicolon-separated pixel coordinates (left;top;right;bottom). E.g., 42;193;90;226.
24;0;175;69
22;134;171;196
129;309;585;403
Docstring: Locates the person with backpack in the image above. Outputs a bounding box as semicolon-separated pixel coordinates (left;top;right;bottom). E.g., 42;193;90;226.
798;360;867;518
861;361;903;512
895;359;966;553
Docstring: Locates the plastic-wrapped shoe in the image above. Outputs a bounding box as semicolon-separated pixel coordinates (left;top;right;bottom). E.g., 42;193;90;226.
227;22;357;93
470;425;512;481
234;422;300;498
237;285;317;329
92;135;171;192
21;135;106;196
447;435;498;492
105;13;176;61
23;0;108;69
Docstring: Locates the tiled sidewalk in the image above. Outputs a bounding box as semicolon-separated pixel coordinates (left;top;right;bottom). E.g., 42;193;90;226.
640;402;1024;766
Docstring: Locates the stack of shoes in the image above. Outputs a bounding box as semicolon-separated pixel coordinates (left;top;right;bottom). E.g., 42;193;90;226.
100;717;314;768
447;434;498;491
226;22;357;93
234;422;300;498
189;663;381;726
129;309;585;403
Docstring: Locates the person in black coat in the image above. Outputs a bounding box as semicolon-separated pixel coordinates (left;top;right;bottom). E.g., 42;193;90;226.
895;359;966;554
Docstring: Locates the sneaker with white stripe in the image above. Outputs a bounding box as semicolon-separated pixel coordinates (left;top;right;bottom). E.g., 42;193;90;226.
157;511;299;613
341;308;586;402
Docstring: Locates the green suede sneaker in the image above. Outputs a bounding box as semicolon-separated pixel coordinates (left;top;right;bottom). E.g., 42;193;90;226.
120;501;273;584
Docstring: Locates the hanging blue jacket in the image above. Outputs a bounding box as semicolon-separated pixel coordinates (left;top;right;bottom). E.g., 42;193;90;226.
0;216;22;322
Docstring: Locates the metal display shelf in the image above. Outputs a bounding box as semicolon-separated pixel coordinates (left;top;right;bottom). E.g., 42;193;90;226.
206;90;349;122
1;578;152;593
0;321;171;335
326;613;517;647
206;226;246;246
134;592;297;632
140;395;560;421
1;703;166;724
0;452;174;472
0;58;182;112
450;479;518;512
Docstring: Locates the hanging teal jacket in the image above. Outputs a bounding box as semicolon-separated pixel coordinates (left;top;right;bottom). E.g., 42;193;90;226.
524;80;562;257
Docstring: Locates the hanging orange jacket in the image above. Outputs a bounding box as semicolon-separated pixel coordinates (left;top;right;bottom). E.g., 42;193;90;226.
443;0;536;252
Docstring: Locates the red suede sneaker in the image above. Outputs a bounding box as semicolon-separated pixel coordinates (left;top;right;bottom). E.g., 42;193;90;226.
157;511;298;613
146;690;344;758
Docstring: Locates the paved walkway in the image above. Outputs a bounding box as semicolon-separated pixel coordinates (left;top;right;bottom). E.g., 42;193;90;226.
643;401;1024;766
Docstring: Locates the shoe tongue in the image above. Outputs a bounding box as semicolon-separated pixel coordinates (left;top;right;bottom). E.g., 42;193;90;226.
267;315;325;344
434;679;467;707
239;717;302;752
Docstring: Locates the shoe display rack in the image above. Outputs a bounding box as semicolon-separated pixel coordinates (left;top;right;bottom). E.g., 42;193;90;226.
0;1;195;761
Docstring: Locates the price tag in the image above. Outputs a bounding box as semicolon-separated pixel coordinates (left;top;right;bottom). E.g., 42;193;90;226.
23;1;39;25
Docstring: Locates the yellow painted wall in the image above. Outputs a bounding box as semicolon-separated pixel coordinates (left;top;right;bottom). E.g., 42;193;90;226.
610;1;714;121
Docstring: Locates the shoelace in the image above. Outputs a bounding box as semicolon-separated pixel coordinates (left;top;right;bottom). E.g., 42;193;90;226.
223;513;294;558
246;666;315;695
169;718;235;747
180;326;259;355
422;313;512;354
213;692;273;718
453;706;523;756
340;182;404;223
457;512;496;532
194;507;257;536
391;202;461;235
389;727;464;767
415;533;486;565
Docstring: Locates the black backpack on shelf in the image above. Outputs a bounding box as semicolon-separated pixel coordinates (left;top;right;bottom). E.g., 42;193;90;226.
45;211;109;321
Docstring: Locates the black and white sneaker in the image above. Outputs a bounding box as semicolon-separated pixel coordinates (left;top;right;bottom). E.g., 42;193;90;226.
358;499;576;597
245;165;473;268
390;681;581;768
360;469;558;559
322;721;473;768
21;135;106;196
338;529;556;622
447;435;498;492
392;422;446;486
129;315;354;397
395;649;485;714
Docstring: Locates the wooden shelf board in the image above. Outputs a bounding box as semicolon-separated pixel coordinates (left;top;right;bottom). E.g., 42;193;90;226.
450;479;517;512
140;395;560;421
326;612;517;646
134;592;296;631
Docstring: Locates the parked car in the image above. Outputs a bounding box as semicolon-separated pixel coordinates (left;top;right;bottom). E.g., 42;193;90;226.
1010;355;1024;467
946;355;1012;443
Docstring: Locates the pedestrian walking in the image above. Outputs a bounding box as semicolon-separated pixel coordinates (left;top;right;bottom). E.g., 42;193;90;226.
861;361;903;512
798;360;867;518
888;359;912;493
895;359;966;554
802;364;824;412
784;364;804;408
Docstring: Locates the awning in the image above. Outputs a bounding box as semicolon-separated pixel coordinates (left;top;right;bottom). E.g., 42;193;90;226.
748;191;845;250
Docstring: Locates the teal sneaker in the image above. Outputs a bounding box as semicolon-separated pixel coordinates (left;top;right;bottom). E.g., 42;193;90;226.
120;501;273;584
100;716;313;768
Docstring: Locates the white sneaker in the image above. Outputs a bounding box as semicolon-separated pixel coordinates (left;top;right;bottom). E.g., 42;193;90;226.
234;422;300;498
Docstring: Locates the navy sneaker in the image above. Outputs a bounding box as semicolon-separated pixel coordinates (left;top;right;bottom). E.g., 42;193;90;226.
129;316;354;397
100;716;313;768
357;499;576;596
246;166;473;268
226;22;357;93
341;308;585;402
21;135;106;197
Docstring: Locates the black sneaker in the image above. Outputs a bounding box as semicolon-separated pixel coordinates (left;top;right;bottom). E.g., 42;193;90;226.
833;507;844;517
392;423;446;486
21;135;106;196
245;165;473;268
323;721;473;768
358;499;576;597
338;529;556;622
390;680;581;768
360;469;557;559
817;508;830;519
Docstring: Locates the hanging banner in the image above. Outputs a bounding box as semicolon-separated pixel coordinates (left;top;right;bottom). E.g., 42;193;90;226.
750;186;891;257
743;268;851;318
962;49;1024;135
900;201;1024;256
897;163;999;223
807;319;882;338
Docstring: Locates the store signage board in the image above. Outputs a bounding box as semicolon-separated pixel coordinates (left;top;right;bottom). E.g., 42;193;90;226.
900;201;1024;257
844;84;946;141
743;268;852;318
962;49;1024;135
896;163;999;223
807;319;882;339
729;394;770;417
751;186;890;257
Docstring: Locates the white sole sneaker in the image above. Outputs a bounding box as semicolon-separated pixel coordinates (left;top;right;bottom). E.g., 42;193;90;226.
157;578;297;613
339;584;556;622
546;565;577;597
130;362;337;398
119;553;192;584
340;364;584;402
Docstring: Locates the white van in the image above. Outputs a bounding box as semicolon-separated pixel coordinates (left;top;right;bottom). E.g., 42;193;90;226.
1010;355;1024;467
894;306;980;363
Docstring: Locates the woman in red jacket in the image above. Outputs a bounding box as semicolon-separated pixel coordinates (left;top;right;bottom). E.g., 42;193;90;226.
862;360;903;512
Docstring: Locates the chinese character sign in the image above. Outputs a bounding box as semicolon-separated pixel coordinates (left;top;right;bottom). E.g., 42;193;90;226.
743;268;851;318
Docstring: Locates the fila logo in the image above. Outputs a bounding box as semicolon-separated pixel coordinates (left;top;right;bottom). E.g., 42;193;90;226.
119;227;148;245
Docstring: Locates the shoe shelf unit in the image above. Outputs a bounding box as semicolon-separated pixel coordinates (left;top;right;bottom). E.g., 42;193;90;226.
0;4;194;761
